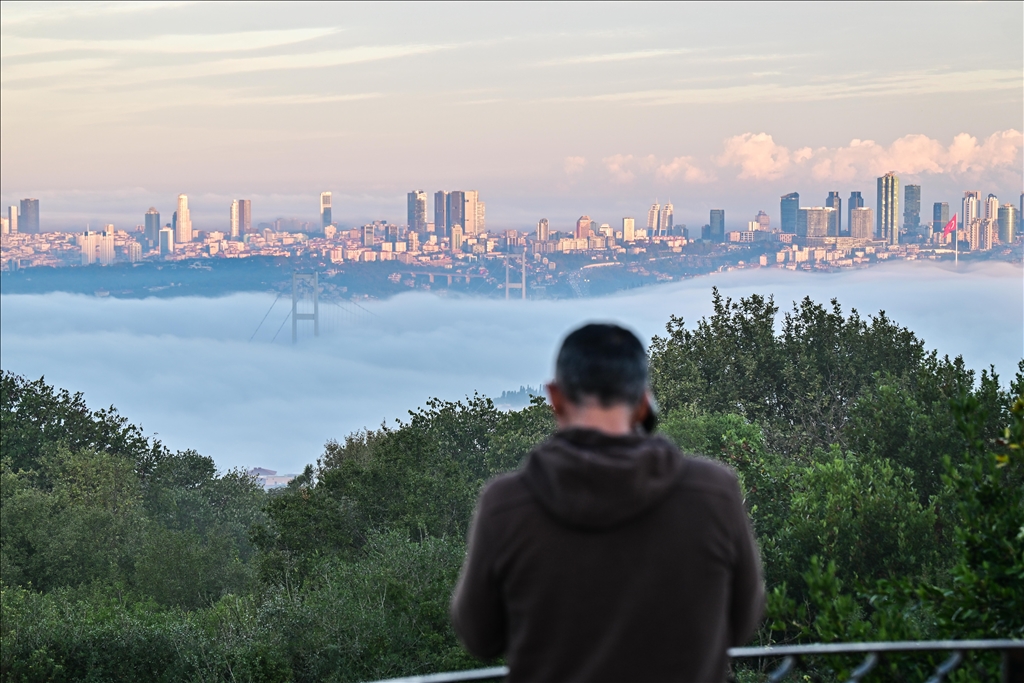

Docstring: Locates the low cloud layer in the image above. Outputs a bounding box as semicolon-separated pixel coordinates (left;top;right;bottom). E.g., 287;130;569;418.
2;262;1019;474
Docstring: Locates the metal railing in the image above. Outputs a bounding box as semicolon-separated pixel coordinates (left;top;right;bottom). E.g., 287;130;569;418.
368;640;1024;683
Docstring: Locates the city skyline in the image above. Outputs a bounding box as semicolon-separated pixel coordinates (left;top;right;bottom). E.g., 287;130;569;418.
1;3;1020;230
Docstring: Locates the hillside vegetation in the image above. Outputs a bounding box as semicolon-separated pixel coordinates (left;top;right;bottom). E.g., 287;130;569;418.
2;290;1022;682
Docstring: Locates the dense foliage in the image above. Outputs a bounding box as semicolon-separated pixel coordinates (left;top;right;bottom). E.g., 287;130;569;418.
2;292;1021;682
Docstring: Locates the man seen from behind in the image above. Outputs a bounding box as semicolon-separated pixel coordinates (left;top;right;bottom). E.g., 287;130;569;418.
450;323;765;682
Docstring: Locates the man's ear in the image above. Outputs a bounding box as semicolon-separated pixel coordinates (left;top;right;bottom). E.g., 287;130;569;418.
546;382;568;420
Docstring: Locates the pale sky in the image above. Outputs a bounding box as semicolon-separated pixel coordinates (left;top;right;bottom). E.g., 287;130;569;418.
1;1;1021;231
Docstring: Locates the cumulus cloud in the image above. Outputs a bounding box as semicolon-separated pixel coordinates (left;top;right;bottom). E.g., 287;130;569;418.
656;156;715;183
563;156;587;175
1;262;1018;472
720;130;1023;182
718;133;812;180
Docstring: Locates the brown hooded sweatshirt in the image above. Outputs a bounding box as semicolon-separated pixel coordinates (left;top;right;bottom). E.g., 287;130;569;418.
450;428;765;683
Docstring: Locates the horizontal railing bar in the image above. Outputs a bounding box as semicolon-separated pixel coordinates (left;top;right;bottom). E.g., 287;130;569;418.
364;641;1024;683
370;666;509;683
728;639;1023;657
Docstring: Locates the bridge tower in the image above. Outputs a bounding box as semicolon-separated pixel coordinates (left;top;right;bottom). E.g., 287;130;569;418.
291;271;319;343
505;250;526;300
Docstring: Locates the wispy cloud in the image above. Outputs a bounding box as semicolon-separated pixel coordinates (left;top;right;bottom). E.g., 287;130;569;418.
1;43;456;88
0;1;196;27
1;28;340;58
537;48;694;66
547;69;1021;106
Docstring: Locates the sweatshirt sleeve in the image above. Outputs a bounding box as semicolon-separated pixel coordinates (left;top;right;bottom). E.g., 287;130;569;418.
728;478;766;646
450;483;507;660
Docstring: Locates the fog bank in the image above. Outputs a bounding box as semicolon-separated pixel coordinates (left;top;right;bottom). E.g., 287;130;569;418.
1;261;1020;473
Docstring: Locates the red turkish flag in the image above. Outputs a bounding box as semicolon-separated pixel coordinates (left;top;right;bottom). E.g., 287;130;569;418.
942;214;958;237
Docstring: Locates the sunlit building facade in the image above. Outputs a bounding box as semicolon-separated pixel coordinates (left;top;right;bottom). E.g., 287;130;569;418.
407;190;427;233
876;172;899;245
826;191;842;236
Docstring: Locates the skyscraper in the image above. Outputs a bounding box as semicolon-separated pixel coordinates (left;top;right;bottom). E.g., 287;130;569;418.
709;209;725;242
464;190;479;235
537;218;550;241
848;191;864;236
19;199;39;233
99;225;116;265
7;206;18;234
659;203;674;235
362;224;374;248
229;201;239;239
797;207;832;238
622;217;635;242
476;201;486;234
903;185;921;233
850;207;873;239
780;193;799;233
877;172;899;244
647;204;660;233
962;191;980;230
932;203;949;233
434;191;448;237
826;192;842;236
175;194;192;244
985;193;999;220
576;216;593;239
320;192;333;229
451;224;464;252
80;230;98;265
238;199;252;234
998;204;1018;243
145;207;161;248
755;210;770;231
447;191;465;234
407;190;427;233
159;227;174;256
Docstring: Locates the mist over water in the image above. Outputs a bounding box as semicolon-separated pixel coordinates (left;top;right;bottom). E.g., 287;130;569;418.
1;260;1020;473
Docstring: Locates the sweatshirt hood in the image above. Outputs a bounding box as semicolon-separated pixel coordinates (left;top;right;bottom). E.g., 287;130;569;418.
521;428;685;530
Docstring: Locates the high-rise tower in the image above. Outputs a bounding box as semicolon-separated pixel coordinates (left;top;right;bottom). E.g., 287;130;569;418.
962;191;980;230
780;193;799;233
462;191;478;235
175;194;192;244
877;172;899;244
576;216;593;239
985;193;999;220
709;209;725;242
932;203;949;234
229;201;239;239
998;205;1018;244
7;206;17;234
622;217;635;241
320;192;333;229
659;203;674;235
237;200;251;234
18;199;39;233
447;191;465;234
848;191;864;236
903;185;921;233
647;204;660;233
850;207;873;239
434;191;448;237
407;191;427;233
537;218;550;241
826;192;842;236
145;207;161;248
